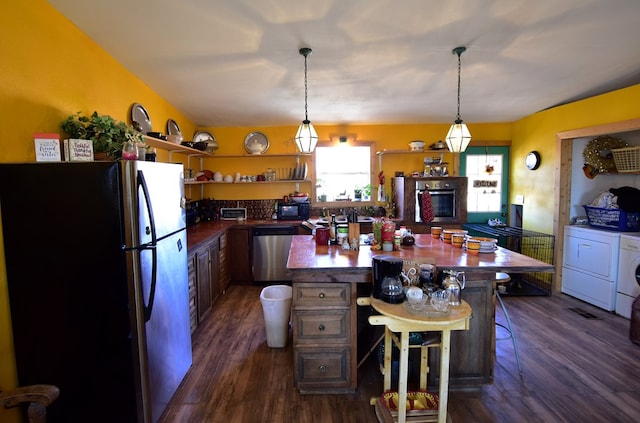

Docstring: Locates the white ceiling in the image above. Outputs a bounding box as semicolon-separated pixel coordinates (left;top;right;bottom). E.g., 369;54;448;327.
49;0;640;127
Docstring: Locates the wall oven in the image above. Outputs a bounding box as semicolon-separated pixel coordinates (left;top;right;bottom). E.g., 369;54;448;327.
392;177;468;226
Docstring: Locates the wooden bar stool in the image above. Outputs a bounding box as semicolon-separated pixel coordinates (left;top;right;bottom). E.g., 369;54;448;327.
495;272;522;374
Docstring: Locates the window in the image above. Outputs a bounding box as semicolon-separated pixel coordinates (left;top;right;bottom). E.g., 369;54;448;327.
312;142;375;205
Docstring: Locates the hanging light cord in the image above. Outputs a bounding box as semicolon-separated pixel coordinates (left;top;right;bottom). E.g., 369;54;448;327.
304;52;309;122
455;51;461;122
299;47;312;123
451;46;466;124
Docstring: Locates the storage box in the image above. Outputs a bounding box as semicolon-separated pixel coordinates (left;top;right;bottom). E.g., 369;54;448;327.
583;205;640;231
611;146;640;173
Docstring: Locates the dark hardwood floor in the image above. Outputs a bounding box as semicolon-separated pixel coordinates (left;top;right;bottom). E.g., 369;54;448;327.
160;285;640;423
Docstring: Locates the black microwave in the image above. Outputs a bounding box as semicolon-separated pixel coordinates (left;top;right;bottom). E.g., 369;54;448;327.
277;201;310;220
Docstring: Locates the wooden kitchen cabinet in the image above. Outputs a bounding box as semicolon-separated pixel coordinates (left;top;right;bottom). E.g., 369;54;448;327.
187;233;227;335
292;282;356;394
187;252;198;334
228;227;253;285
428;275;495;388
196;243;214;323
218;232;230;293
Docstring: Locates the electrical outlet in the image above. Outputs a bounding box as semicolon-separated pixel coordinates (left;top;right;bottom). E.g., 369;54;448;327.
515;194;524;204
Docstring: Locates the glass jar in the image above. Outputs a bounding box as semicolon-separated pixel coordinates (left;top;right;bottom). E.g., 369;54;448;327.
121;140;138;160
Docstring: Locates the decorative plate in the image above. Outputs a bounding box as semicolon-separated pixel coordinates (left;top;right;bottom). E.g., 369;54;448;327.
193;130;216;144
131;103;152;134
166;119;181;136
244;131;269;154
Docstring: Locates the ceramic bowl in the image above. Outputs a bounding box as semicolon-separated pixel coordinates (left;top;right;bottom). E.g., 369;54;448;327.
247;141;264;154
409;140;425;151
291;196;308;203
166;134;183;144
442;229;467;243
467;236;498;250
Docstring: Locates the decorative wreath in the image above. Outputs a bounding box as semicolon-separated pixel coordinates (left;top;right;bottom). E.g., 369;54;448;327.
582;135;628;173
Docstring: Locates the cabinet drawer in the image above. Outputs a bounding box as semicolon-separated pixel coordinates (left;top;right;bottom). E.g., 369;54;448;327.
294;347;351;387
293;283;350;307
294;310;350;343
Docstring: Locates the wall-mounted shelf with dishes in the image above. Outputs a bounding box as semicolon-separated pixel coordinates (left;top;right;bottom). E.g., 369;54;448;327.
184;179;312;185
143;135;214;158
376;148;446;171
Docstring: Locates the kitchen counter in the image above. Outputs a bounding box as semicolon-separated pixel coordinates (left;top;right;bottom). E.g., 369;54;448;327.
187;219;306;250
287;233;553;394
287;233;555;273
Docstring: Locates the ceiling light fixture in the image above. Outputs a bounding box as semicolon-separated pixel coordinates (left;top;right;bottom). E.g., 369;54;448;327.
294;47;318;153
445;46;472;153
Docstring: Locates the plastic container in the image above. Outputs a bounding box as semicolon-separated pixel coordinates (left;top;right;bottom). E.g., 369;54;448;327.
260;285;292;348
583;205;640;231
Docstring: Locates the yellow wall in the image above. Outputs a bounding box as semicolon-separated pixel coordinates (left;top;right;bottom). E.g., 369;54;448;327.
511;84;640;233
0;1;197;419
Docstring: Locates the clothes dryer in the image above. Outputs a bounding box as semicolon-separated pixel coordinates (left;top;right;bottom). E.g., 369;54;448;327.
615;233;640;319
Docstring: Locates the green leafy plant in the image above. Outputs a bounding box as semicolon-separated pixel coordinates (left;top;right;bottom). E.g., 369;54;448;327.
61;111;145;159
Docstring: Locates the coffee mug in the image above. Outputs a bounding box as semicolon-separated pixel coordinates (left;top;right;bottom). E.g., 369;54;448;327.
431;226;442;239
315;227;330;245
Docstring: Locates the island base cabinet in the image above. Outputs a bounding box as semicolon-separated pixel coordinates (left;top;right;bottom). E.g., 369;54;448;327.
294;347;352;394
292;282;357;394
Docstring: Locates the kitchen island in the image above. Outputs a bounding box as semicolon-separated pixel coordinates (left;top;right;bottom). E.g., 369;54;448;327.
287;233;554;394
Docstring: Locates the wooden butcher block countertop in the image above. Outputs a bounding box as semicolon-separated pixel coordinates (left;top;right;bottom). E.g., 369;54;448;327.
287;233;554;274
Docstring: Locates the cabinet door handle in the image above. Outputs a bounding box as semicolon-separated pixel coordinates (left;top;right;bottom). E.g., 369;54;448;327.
319;365;327;373
318;324;325;331
318;292;325;299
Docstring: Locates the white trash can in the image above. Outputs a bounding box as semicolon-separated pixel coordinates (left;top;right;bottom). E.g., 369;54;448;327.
260;285;292;348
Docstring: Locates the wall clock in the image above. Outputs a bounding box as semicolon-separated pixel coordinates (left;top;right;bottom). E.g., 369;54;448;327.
525;151;541;170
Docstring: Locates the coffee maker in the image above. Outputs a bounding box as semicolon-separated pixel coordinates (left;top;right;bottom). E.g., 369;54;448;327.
372;255;405;304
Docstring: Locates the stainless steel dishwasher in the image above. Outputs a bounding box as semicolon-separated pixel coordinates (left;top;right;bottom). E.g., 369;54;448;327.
252;225;297;284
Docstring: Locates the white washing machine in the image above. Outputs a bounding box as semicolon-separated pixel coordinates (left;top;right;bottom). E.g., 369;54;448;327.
615;233;640;319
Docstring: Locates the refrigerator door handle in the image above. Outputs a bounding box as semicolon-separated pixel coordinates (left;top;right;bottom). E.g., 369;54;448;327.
138;169;158;322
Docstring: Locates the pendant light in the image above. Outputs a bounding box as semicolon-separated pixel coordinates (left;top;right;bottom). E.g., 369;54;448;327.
294;47;318;153
445;46;472;153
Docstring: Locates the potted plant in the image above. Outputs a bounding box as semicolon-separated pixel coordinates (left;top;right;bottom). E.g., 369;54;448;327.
61;111;145;159
355;184;372;201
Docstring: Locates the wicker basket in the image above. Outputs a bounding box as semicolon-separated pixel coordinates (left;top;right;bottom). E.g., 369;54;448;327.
612;146;640;173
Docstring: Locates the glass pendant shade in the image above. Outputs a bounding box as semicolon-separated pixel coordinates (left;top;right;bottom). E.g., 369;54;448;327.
295;119;318;153
445;119;471;153
295;47;317;153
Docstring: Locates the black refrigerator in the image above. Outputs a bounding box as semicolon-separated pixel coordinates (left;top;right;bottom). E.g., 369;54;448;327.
0;161;192;423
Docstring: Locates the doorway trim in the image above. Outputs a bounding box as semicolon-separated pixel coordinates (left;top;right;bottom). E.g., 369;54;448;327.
553;118;640;293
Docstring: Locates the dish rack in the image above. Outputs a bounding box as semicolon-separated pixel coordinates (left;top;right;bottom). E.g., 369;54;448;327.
612;146;640;173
